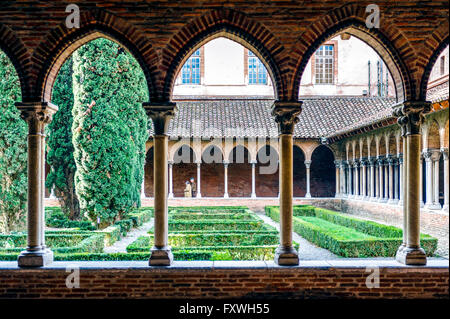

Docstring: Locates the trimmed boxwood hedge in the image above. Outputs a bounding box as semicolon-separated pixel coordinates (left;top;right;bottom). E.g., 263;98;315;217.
0;233;105;254
265;205;438;257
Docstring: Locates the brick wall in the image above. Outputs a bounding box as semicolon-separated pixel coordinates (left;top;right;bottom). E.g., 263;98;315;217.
0;263;448;299
0;1;447;103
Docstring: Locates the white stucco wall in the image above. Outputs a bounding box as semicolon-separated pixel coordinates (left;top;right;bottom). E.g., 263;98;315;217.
173;35;400;98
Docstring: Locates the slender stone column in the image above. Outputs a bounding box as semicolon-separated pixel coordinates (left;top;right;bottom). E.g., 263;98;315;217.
196;161;202;198
393;158;399;203
369;157;376;199
251;160;257;198
361;159;367;198
398;154;403;206
387;155;395;203
442;149;449;211
272;101;302;266
345;161;351;196
441;148;449;211
354;161;360;197
304;160;312;198
334;160;341;198
423;150;434;209
432;151;441;209
145;102;176;266
419;155;424;207
377;157;385;202
223;160;229;199
340;161;346;197
17;102;57;267
168;160;174;199
395;101;431;265
384;157;389;201
375;158;380;200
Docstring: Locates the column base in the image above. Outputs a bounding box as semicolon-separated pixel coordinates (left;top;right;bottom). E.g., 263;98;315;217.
251;193;256;199
168;193;174;199
442;204;449;211
305;193;311;198
274;246;299;266
149;246;173;266
223;193;229;199
196;193;202;199
387;199;398;205
424;203;441;210
395;246;427;266
18;248;54;268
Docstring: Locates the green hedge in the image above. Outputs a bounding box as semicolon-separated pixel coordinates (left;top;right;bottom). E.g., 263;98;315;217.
167;220;273;232
0;233;105;254
127;233;279;251
265;206;438;258
168;212;257;221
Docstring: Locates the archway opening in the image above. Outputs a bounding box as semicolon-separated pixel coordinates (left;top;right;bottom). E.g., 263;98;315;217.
201;145;224;197
311;145;335;197
293;146;306;197
255;145;279;197
228;145;252;198
172;145;197;198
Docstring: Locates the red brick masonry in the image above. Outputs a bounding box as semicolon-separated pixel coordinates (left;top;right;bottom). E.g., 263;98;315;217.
0;260;448;299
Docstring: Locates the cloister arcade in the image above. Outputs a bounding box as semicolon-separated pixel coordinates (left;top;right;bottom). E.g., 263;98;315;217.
0;2;448;270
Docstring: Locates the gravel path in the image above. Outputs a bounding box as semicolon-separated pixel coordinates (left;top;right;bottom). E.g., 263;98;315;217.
103;219;154;253
256;212;339;260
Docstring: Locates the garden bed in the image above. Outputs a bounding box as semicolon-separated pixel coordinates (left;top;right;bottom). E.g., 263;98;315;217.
265;205;438;257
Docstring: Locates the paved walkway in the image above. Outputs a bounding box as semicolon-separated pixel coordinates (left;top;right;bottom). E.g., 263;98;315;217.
103;219;154;253
255;212;339;260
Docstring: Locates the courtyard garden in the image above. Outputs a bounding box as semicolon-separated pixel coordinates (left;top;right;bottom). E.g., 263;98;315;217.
265;205;438;257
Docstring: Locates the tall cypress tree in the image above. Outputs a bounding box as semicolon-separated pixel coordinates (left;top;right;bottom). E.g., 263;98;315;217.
72;38;148;227
46;57;80;220
0;50;27;233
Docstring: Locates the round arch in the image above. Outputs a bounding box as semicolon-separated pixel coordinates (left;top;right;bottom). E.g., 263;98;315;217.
419;37;449;101
228;146;252;197
162;10;285;101
144;147;154;198
31;10;158;102
428;120;440;150
311;145;336;197
201;145;224;197
0;23;29;101
293;145;306;197
255;144;279;197
172;145;197;197
291;17;412;102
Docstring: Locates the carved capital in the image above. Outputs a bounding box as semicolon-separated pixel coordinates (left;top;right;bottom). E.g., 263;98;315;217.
304;160;312;169
143;102;177;136
393;101;432;136
16;102;58;134
271;101;302;135
441;148;449;160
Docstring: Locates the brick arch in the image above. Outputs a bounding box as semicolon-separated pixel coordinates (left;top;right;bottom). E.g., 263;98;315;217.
419;35;449;101
30;9;159;102
290;5;414;102
228;146;252;197
0;23;30;101
161;9;286;101
428;120;440;150
311;144;336;197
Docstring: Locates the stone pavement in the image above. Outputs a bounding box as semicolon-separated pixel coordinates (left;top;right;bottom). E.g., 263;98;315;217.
103;219;154;253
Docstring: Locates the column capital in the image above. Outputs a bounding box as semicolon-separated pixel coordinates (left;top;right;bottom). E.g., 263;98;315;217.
334;160;341;168
304;160;312;168
360;158;368;166
16;102;58;132
441;148;449;160
393;100;432;136
271;101;302;135
376;156;385;165
223;160;230;166
168;160;174;165
368;157;377;166
143;101;177;136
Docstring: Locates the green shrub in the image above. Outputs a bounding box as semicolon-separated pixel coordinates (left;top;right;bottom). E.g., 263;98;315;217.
265;206;438;257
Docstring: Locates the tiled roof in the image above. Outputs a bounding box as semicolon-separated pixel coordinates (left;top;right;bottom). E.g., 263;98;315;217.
149;96;397;139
